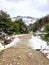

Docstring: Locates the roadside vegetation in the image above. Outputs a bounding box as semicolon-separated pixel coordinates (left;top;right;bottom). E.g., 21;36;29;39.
0;10;49;42
0;10;29;36
29;15;49;42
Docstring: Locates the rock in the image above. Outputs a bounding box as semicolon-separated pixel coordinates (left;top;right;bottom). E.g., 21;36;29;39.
6;64;8;65
2;55;6;58
43;53;47;57
17;56;21;59
10;64;12;65
12;59;16;62
2;59;5;62
28;49;31;51
27;53;32;58
16;51;19;54
17;62;20;65
25;50;28;53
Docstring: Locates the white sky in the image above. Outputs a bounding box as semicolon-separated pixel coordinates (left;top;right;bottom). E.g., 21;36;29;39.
0;0;49;18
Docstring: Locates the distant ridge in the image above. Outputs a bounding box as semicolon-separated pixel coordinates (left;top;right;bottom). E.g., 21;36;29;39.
12;16;38;19
12;16;38;25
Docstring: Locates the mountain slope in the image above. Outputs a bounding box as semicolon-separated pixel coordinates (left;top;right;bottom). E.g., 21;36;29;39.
12;16;38;25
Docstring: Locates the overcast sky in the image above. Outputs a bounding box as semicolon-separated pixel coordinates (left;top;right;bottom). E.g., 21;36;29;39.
0;0;49;18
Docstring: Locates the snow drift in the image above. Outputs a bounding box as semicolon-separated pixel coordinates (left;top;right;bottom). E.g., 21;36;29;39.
0;37;20;50
28;35;47;50
5;37;20;49
0;43;5;50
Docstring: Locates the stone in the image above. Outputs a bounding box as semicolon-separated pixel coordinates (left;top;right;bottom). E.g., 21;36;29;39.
25;50;28;53
12;59;16;62
17;62;20;65
27;53;32;58
10;64;12;65
6;64;9;65
28;49;31;51
2;55;6;58
17;56;21;59
2;59;5;62
16;51;19;54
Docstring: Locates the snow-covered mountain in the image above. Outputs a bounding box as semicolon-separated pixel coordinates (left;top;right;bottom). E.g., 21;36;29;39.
12;16;38;25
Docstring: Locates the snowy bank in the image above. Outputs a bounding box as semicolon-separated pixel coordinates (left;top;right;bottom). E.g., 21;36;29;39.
28;35;47;50
28;35;49;59
0;43;5;50
0;37;20;51
5;37;20;49
47;54;49;59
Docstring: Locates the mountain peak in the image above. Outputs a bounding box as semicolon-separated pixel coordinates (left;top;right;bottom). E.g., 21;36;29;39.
12;16;38;25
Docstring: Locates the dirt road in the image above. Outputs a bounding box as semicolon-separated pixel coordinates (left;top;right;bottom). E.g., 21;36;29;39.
0;34;49;65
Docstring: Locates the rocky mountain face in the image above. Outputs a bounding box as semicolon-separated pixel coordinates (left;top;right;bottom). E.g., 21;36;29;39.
12;16;38;25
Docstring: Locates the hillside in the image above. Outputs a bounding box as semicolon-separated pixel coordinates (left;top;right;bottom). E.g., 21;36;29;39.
0;10;29;35
29;15;49;42
29;15;49;32
12;16;37;25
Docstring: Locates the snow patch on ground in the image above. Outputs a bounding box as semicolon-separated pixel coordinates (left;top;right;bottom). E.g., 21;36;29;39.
0;43;5;50
5;37;20;49
28;35;47;50
0;37;20;50
28;35;49;59
47;54;49;59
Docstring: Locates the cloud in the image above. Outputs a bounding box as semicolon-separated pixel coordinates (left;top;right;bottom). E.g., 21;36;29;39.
33;0;49;11
0;0;49;18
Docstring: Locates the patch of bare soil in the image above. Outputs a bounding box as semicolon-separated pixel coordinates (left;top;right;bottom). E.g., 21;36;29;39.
0;34;49;65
